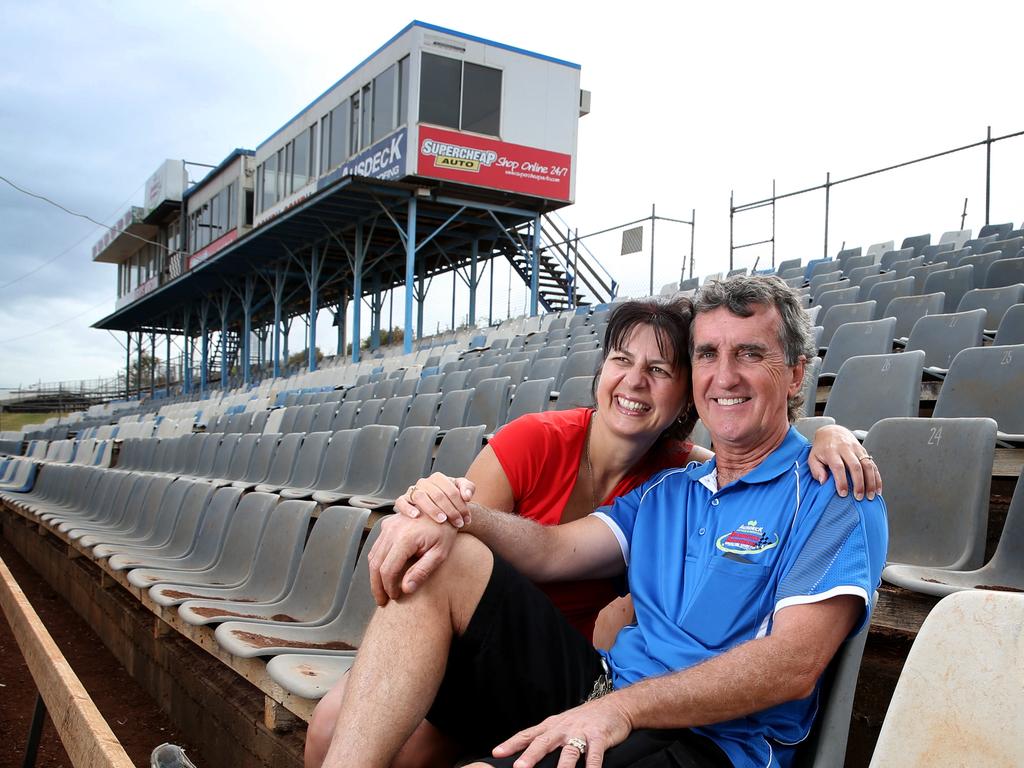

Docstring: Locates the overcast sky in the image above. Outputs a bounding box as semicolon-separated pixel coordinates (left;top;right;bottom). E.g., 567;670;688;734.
2;0;1022;389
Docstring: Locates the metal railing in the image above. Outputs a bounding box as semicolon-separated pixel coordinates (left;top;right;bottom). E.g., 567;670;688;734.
730;125;1024;270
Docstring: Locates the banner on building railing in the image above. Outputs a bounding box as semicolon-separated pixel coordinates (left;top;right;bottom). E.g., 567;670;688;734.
416;125;571;201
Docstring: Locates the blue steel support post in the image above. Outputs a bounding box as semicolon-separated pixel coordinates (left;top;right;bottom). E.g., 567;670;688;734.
200;326;208;397
242;303;252;387
272;268;283;379
183;311;192;395
352;224;363;363
165;330;171;397
371;276;381;350
404;196;417;354
137;331;143;400
308;245;319;372
469;239;478;326
125;332;131;400
220;312;228;391
530;214;541;316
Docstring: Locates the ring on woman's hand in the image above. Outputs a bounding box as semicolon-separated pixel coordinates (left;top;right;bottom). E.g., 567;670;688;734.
565;736;587;756
858;455;875;463
406;485;416;500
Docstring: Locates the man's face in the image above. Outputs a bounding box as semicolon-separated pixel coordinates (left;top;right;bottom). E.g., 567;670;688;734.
691;304;805;455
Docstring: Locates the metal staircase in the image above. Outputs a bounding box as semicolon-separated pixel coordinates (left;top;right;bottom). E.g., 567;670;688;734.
500;212;618;312
207;330;242;386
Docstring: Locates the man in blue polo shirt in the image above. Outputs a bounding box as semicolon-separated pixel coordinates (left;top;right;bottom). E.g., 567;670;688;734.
314;276;887;768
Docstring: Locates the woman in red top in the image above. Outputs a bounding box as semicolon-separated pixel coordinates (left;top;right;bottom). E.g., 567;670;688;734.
305;295;879;768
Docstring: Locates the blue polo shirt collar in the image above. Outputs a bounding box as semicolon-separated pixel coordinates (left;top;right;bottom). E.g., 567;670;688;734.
685;426;809;488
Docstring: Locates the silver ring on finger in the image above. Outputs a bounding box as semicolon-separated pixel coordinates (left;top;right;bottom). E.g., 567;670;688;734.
858;455;875;463
565;736;587;756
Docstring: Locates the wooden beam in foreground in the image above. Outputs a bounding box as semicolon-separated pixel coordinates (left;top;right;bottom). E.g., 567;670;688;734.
0;555;134;768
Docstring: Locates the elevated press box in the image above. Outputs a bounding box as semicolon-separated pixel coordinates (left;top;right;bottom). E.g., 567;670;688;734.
254;20;589;226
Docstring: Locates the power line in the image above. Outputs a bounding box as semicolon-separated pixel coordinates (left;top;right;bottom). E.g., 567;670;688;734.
0;174;171;253
0;180;145;291
0;297;111;345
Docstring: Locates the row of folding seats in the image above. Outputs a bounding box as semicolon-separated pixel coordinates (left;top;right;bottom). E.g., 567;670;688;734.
813;287;1024;353
801;342;1023;442
3;467;387;677
100;423;485;512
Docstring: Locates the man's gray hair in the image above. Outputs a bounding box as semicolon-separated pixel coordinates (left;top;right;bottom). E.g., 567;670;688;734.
691;275;815;421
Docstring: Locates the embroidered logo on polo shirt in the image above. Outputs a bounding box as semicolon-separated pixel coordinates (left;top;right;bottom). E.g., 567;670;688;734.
716;520;779;554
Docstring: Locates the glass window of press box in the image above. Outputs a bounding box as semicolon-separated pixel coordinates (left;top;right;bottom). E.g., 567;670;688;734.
419;53;501;136
188;181;240;253
256;56;410;216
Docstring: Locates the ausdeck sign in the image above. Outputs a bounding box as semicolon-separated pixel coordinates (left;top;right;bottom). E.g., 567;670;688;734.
416;125;571;201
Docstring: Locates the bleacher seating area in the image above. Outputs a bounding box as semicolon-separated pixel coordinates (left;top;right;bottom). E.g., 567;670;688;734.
1;222;1022;766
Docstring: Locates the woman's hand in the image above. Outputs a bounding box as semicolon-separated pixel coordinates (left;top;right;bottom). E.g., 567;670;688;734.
808;425;882;500
394;472;476;528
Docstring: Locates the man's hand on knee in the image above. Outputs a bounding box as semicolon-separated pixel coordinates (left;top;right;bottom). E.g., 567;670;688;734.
369;513;458;605
491;697;633;768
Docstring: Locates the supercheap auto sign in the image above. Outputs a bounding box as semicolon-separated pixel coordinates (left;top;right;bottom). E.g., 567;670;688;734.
416;125;571;201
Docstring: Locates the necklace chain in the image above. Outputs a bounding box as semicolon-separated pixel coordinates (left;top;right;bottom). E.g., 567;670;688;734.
585;422;600;511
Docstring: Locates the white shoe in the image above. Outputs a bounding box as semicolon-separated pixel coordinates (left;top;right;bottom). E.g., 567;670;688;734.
150;743;198;768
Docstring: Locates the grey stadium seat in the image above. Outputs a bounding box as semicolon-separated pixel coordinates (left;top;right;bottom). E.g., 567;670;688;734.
466;377;512;434
378;395;412;430
822;350;924;437
93;481;216;562
922;264;974;313
505;377;555;424
879;248;914;272
814;286;860;318
118;486;249;580
882;472;1024;597
177;505;369;628
796;356;822;418
311;425;399;506
819;317;894;378
793;416;835;441
993;303;1024;345
866;276;914;318
149;499;315;607
903;308;985;376
956;285;1024;334
792;593;876;768
330;401;360;431
554;376;596;411
818;301;877;350
348;426;440;509
557;348;603;390
309;403;338;433
279;429;358;500
256;431;331;494
985;255;1024;288
932;343;1024;441
353;398;385;428
527;356;565;385
404;392;443;428
435;388;475;432
862;417;996;570
215;521;385;659
856;271;895;301
899;233;931;257
890;255;925;280
429;425;486;478
885;292;945;343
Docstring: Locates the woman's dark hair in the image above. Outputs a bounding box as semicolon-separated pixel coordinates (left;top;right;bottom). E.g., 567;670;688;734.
592;296;697;442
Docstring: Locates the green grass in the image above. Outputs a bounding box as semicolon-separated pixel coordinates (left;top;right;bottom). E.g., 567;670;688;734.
0;411;63;433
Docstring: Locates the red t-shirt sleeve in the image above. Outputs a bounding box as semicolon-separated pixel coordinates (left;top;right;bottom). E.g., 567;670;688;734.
488;411;551;503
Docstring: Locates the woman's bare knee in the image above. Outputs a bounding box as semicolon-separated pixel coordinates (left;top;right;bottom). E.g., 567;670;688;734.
304;675;347;768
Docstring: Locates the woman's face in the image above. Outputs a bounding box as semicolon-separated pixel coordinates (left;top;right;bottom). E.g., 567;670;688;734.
594;323;691;442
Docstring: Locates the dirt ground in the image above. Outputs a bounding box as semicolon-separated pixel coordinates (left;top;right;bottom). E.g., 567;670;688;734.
0;535;206;768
